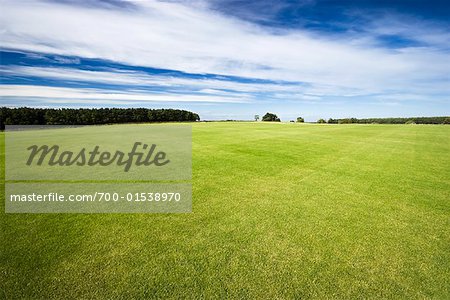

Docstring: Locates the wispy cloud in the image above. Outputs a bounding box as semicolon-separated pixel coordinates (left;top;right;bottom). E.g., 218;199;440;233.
0;85;250;103
0;65;303;93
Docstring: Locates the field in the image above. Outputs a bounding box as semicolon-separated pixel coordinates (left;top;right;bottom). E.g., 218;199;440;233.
1;123;449;298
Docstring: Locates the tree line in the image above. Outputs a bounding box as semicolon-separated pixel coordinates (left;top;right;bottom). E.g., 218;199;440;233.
0;107;200;130
327;117;450;124
258;113;449;124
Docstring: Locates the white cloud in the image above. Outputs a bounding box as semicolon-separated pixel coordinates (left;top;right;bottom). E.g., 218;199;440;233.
0;85;250;103
0;65;304;93
0;0;449;102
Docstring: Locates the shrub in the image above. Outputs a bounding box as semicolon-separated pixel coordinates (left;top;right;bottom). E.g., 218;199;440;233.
317;119;326;123
297;117;304;123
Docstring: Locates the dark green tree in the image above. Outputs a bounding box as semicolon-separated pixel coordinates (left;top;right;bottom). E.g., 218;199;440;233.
327;118;338;124
0;107;200;129
262;112;280;122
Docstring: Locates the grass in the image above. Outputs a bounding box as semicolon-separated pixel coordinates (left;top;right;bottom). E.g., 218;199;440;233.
1;122;449;298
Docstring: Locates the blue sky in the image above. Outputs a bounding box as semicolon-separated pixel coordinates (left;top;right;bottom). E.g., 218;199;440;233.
0;0;449;121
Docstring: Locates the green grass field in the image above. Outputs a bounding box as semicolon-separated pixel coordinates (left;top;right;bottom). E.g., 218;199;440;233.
1;123;449;298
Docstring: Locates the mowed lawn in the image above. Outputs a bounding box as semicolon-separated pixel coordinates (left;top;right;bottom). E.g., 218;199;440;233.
1;123;449;298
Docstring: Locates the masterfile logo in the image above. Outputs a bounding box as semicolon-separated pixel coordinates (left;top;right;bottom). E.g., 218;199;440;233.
6;125;192;181
5;125;192;213
26;142;170;172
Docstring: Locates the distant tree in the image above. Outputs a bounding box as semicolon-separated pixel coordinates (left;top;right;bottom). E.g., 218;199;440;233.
317;119;326;123
0;107;200;129
262;112;280;122
327;118;338;124
296;117;304;123
330;116;448;124
405;120;416;124
254;114;260;121
443;117;450;124
338;118;353;124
